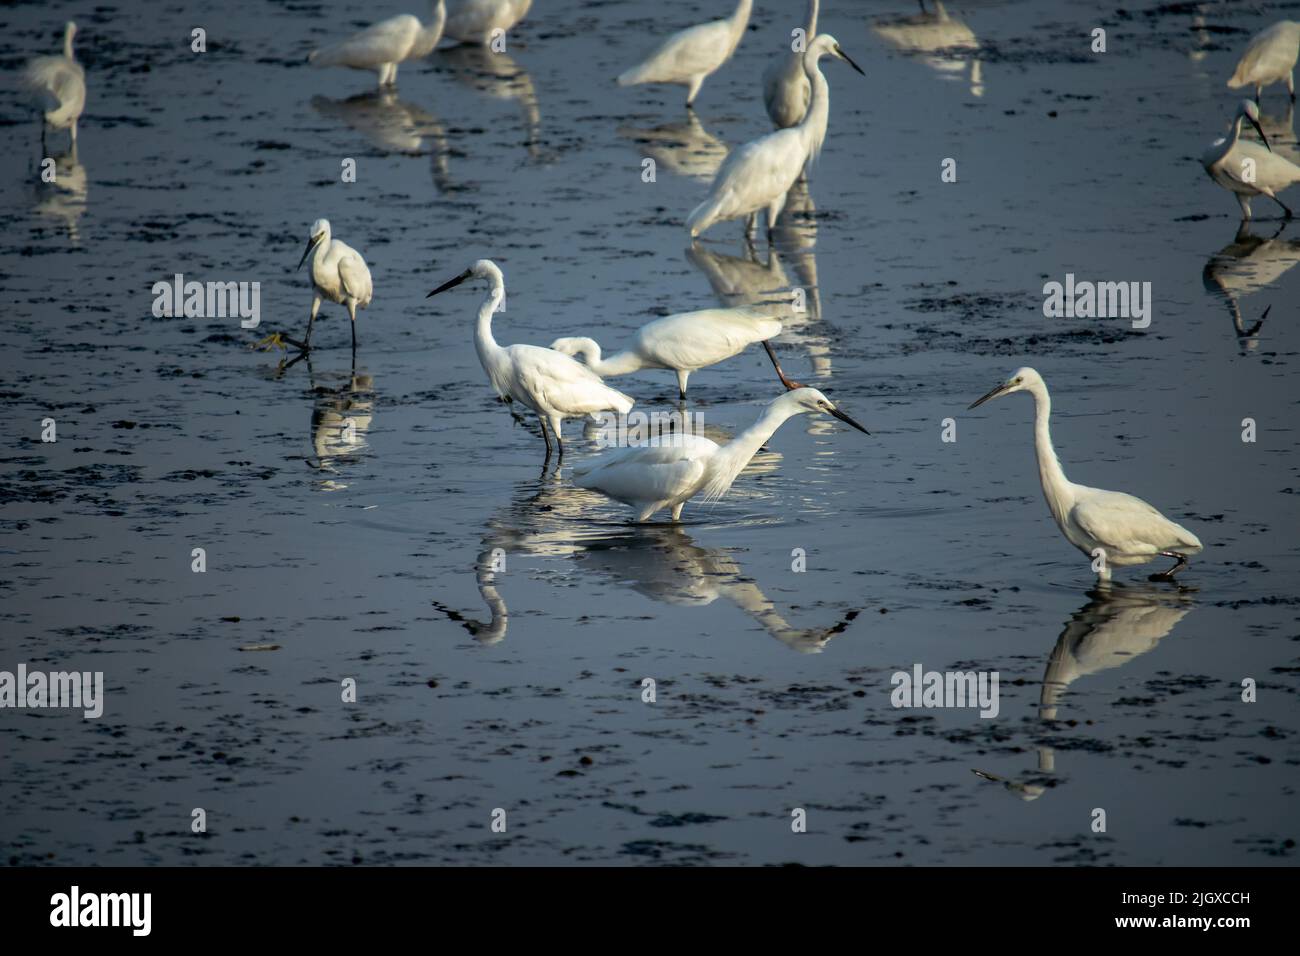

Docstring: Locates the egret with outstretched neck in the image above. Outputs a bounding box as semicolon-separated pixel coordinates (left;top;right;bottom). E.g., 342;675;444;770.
617;0;753;108
687;34;864;238
1202;99;1300;219
551;307;783;399
308;1;446;88
426;260;635;460
763;0;819;129
22;21;85;146
968;368;1203;582
1228;20;1300;104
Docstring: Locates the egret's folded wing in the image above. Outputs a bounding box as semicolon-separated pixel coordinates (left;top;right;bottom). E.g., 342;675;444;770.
1070;491;1169;555
511;345;634;415
644;308;783;369
312;15;418;68
337;254;373;305
574;438;713;502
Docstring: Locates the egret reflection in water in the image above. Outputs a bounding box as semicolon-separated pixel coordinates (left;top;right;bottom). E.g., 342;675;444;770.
438;44;543;161
872;1;983;97
1202;221;1300;350
297;356;375;490
974;585;1195;802
311;90;454;190
32;144;87;243
617;112;729;184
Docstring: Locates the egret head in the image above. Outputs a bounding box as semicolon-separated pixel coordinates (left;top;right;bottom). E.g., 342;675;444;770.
65;21;77;40
785;386;870;434
813;34;866;76
968;367;1043;409
297;219;331;271
427;259;504;298
1239;99;1270;151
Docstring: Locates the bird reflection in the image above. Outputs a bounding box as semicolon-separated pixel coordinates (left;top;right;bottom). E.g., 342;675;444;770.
872;1;984;97
432;472;860;650
974;585;1194;801
1202;221;1300;351
437;44;544;161
32;143;87;243
1260;102;1298;162
301;355;375;491
311;90;454;191
617;112;729;183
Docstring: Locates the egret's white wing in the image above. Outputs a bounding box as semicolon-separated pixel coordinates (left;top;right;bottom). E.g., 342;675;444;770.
1229;22;1300;87
623;19;732;83
337;252;373;306
1070;489;1201;555
508;344;634;415
22;56;83;112
639;308;783;370
574;436;716;504
311;15;420;68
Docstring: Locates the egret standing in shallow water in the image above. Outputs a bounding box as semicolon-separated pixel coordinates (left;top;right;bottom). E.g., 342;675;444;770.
763;0;819;129
1227;20;1300;104
968;368;1203;582
443;0;532;46
687;34;864;239
617;0;753;109
1202;99;1300;219
22;21;85;146
261;219;373;353
550;306;784;399
426;260;635;460
574;386;868;522
308;1;446;88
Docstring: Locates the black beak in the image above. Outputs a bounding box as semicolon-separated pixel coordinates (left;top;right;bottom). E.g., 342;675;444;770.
968;382;1010;410
829;405;870;435
427;268;473;298
1248;116;1272;152
839;48;866;77
296;234;322;271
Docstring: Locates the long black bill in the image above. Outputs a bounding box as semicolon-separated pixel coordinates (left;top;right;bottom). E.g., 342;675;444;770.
427;268;473;298
296;234;322;272
830;405;870;435
762;339;805;390
1248;116;1272;152
968;382;1011;410
840;49;866;77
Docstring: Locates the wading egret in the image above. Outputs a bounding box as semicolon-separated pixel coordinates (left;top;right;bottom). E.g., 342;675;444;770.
22;21;85;146
617;0;753;108
1202;100;1300;219
967;368;1203;582
763;0;819;129
443;0;532;46
426;260;635;460
574;386;867;522
550;306;784;399
266;219;373;352
308;1;446;88
1227;20;1300;104
687;34;864;239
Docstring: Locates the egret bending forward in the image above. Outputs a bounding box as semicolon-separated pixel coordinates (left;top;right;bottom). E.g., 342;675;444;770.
427;260;635;460
687;34;864;239
762;0;819;129
1227;20;1300;104
617;0;752;108
1202;100;1300;220
22;21;85;146
308;1;446;88
271;219;373;353
443;0;532;46
575;387;867;522
968;368;1202;582
551;306;783;399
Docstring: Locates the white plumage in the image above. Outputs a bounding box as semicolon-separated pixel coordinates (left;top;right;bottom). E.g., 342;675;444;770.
1227;20;1300;103
426;260;635;460
1202;99;1300;220
762;0;819;129
550;306;784;398
687;33;863;238
22;21;85;145
617;0;752;108
443;0;532;45
574;386;867;522
296;219;374;351
968;368;1203;582
309;1;445;88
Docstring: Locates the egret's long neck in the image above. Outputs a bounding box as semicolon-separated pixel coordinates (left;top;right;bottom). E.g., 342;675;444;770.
585;344;646;377
415;0;446;55
712;401;799;488
805;0;819;36
798;52;831;165
63;27;75;59
474;278;505;365
1028;380;1074;524
1227;114;1244;148
727;0;754;55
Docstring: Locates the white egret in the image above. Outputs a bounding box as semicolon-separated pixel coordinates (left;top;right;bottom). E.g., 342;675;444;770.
308;1;446;88
686;34;864;239
426;260;635;459
763;0;819;129
262;219;373;353
617;0;753;108
1227;20;1300;104
443;0;532;46
550;306;784;399
1202;99;1300;219
574;385;867;522
968;368;1203;582
22;21;85;146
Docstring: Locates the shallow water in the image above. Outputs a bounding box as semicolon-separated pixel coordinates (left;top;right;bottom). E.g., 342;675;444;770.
1;0;1297;865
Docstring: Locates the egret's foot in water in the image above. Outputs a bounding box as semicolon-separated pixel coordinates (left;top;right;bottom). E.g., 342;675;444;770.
1148;551;1189;582
254;332;309;353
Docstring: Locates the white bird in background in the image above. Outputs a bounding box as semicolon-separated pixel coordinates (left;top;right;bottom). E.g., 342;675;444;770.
443;0;533;46
22;21;85;146
308;0;446;88
1202;99;1300;219
1227;20;1300;104
617;0;753;108
687;33;864;239
426;260;636;460
763;0;819;129
276;219;374;352
550;306;784;399
575;386;868;522
968;368;1203;582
